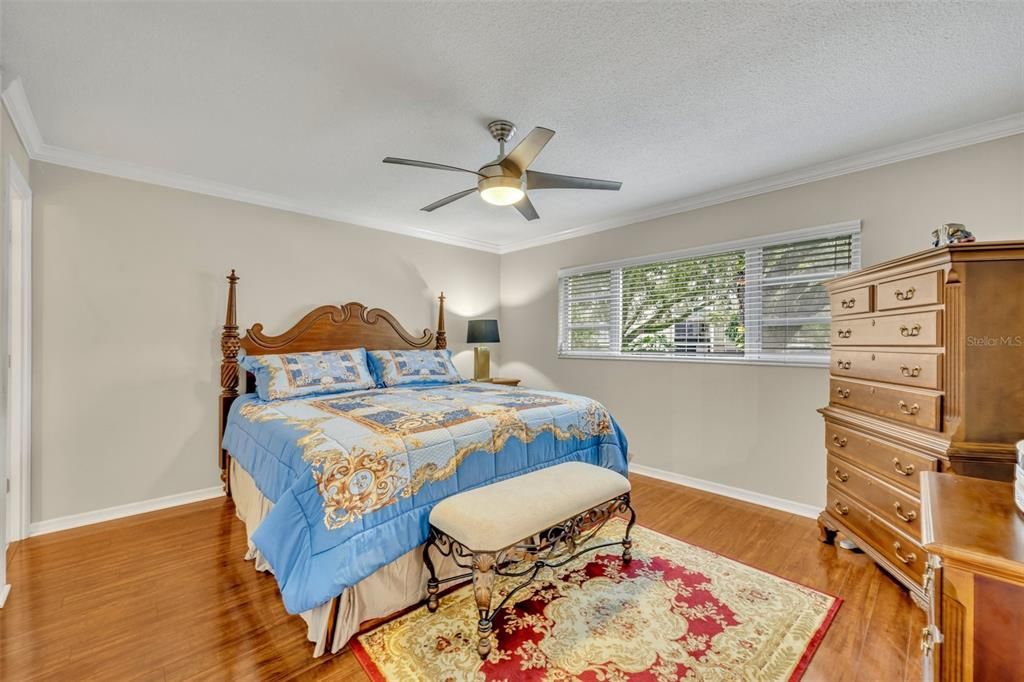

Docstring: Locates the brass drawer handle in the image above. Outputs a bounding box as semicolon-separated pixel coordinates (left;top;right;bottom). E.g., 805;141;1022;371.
836;359;852;370
836;328;852;339
897;400;920;415
894;286;916;301
833;501;849;515
899;324;921;337
893;501;917;522
892;458;915;476
833;467;849;483
899;365;922;378
841;297;856;309
893;541;917;565
831;434;848;447
835;387;851;399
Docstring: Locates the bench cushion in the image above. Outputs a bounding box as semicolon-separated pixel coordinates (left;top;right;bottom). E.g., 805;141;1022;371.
429;462;630;552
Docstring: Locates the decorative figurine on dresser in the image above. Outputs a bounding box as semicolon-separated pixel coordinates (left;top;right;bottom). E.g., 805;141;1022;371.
817;240;1024;609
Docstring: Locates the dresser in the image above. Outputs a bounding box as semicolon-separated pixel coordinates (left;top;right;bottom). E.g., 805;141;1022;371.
920;472;1024;681
817;241;1024;607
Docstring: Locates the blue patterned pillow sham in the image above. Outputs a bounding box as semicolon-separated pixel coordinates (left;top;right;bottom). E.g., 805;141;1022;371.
367;349;464;387
239;348;377;401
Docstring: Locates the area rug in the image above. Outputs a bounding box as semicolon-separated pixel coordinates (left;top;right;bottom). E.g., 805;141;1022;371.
352;518;840;681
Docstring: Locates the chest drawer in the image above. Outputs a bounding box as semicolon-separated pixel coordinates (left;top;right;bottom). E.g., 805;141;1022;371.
831;349;942;390
824;422;939;491
826;453;922;538
830;286;873;317
831;377;942;430
831;310;940;346
876;270;942;311
827;486;926;584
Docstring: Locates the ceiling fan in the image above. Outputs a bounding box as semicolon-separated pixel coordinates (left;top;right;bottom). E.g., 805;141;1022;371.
382;120;622;221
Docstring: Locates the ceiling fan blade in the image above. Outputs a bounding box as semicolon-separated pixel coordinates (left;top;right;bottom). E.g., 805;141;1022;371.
514;194;540;221
420;188;478;212
383;157;483;177
501;127;555;172
526;171;622;191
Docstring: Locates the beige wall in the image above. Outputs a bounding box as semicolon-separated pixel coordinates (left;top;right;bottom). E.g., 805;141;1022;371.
499;134;1024;509
30;162;500;522
25;133;1024;522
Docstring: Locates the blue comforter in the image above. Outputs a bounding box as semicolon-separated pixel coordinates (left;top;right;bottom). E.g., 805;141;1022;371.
222;383;628;613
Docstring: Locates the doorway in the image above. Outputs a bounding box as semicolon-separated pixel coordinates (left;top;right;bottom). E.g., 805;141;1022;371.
2;155;31;607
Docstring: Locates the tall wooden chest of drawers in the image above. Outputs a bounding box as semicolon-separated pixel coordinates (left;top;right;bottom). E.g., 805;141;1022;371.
817;241;1024;607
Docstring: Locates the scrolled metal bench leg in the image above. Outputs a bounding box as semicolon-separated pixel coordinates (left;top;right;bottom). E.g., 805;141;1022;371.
622;494;637;565
472;552;496;660
423;528;440;612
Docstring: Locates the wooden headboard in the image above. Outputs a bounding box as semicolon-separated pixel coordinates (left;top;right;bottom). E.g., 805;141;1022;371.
217;269;447;495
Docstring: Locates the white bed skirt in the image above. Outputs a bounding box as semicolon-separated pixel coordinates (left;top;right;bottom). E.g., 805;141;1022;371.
229;460;463;656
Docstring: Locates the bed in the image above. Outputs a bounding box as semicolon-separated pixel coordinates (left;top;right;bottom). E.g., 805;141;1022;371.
216;271;630;655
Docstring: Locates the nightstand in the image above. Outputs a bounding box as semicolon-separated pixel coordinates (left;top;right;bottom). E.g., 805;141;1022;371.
477;377;521;386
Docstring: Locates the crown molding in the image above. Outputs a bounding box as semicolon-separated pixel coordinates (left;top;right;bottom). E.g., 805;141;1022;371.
30;142;504;252
4;75;1020;256
1;78;45;157
497;112;1024;254
0;78;502;254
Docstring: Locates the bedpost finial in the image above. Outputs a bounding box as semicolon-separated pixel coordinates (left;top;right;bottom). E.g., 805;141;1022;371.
435;291;447;349
225;269;239;327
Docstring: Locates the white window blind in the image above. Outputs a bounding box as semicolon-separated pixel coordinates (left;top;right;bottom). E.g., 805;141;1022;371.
557;222;861;366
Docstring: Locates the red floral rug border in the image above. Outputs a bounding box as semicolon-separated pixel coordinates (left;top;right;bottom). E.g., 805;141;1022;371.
350;522;843;682
787;592;841;681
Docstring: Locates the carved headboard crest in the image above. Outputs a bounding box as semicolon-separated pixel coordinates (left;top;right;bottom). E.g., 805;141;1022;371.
241;302;436;354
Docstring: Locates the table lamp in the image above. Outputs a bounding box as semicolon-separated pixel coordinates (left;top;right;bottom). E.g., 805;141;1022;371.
467;319;500;381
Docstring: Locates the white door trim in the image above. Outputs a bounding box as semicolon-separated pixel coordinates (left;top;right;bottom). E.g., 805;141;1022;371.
5;155;31;545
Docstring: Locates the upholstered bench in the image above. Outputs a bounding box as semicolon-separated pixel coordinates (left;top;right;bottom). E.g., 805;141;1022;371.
423;461;635;659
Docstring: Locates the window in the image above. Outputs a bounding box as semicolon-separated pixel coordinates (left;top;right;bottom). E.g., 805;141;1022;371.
557;221;861;366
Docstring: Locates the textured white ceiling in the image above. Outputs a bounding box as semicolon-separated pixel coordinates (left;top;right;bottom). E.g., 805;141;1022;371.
3;1;1023;250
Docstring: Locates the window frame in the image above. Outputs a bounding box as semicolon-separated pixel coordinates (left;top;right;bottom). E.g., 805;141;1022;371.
557;220;862;368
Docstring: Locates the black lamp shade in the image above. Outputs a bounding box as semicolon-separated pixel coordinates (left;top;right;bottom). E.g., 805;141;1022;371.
467;319;500;344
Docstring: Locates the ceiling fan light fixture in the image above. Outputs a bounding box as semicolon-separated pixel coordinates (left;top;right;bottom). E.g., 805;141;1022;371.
478;175;525;206
384;120;621;220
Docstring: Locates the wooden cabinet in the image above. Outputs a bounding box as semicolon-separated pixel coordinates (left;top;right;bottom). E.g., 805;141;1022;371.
818;242;1024;608
920;473;1024;681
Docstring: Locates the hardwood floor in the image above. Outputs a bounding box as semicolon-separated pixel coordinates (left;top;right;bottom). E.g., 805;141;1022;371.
0;474;924;681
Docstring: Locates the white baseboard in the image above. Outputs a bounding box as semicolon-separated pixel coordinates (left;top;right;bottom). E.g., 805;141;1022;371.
629;463;820;519
0;584;10;608
21;468;816;537
28;486;224;537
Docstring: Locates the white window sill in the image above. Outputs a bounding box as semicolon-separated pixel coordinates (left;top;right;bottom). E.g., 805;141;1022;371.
557;352;829;369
